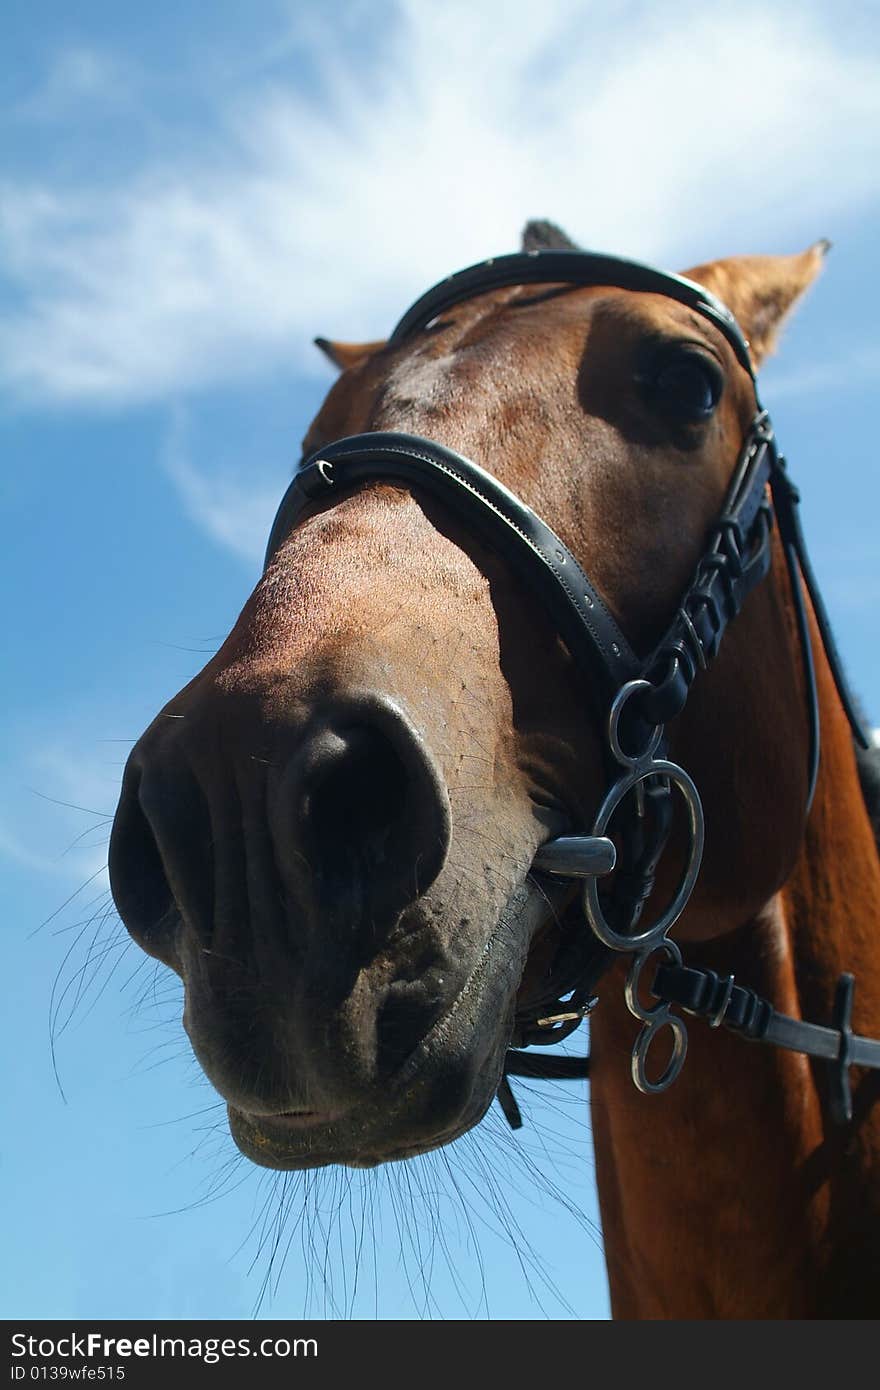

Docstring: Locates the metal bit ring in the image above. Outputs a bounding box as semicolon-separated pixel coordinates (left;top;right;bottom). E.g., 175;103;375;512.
583;758;704;954
631;1013;688;1093
626;939;688;1094
607;679;664;769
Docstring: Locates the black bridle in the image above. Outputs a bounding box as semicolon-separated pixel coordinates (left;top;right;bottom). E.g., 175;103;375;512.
264;249;876;1128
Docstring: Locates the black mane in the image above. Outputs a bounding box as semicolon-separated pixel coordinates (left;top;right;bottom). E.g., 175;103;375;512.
856;737;880;850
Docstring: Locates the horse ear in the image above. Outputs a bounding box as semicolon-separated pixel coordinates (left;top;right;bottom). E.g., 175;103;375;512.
522;220;582;252
681;242;830;367
314;337;386;371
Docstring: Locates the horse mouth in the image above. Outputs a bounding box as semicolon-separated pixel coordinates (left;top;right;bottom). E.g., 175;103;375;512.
227;1103;472;1170
241;1107;347;1131
227;1020;490;1165
225;972;501;1168
228;1106;361;1168
224;866;578;1171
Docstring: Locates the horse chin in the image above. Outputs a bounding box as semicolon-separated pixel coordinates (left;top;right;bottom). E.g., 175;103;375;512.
226;1088;490;1172
222;869;564;1171
224;1016;504;1169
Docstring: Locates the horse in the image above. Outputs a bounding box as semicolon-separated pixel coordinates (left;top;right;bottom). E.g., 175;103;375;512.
108;221;880;1319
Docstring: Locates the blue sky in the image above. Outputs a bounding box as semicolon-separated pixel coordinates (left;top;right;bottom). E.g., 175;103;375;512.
2;0;878;1321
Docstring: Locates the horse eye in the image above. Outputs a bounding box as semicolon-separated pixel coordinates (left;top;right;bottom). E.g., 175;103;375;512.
647;352;723;421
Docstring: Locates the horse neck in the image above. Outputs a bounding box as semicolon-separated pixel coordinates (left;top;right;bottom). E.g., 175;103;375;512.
589;618;880;1319
784;646;880;1061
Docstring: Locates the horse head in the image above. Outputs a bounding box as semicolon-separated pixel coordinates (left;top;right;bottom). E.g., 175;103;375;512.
108;225;834;1174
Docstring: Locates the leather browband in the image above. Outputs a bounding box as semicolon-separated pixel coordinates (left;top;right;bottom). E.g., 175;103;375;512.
388;249;757;377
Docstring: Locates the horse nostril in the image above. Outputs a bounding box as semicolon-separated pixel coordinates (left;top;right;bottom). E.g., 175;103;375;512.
109;757;214;964
109;765;178;961
280;708;452;929
306;727;409;868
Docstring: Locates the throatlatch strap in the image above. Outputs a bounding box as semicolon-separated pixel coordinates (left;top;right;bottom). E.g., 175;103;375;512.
770;463;871;753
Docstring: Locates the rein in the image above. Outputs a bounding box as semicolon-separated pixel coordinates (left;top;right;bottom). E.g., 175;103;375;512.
264;249;873;1129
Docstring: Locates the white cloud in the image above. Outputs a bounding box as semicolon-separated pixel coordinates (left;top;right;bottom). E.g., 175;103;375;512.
13;45;131;122
0;1;878;407
160;408;284;566
0;824;82;877
0;742;118;885
761;345;880;400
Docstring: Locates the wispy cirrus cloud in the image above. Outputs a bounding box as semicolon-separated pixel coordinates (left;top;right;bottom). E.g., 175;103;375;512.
12;44;133;123
1;740;119;885
761;344;880;400
160;407;284;565
0;0;878;408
